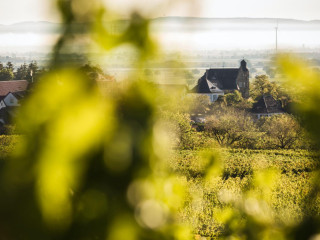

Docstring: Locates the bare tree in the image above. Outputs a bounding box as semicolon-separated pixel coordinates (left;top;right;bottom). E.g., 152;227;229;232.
205;107;257;147
262;114;301;149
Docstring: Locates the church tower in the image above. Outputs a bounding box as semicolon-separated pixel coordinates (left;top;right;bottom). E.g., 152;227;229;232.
236;60;250;98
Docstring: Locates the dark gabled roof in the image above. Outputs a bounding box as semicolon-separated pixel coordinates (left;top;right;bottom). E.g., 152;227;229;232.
252;95;284;114
206;68;239;90
11;91;27;100
191;74;226;94
191;60;250;94
0;80;29;97
190;75;211;93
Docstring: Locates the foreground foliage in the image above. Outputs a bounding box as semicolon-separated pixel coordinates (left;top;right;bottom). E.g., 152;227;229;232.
0;0;193;240
0;0;320;239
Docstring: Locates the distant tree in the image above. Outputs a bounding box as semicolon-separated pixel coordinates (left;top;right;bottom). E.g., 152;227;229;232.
26;61;39;82
217;91;252;110
80;63;105;81
15;61;47;83
0;68;14;81
161;111;204;150
224;90;243;105
15;63;28;80
80;63;104;74
28;61;39;72
6;62;14;72
261;114;301;149
250;75;292;108
250;75;280;100
205;107;257;147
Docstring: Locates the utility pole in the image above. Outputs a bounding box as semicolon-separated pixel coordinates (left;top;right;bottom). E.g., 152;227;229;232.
275;20;278;52
30;70;33;83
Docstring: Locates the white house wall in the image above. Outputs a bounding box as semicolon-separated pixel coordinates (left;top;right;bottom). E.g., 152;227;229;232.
207;93;223;102
0;100;6;110
4;93;19;107
255;112;283;119
188;93;224;103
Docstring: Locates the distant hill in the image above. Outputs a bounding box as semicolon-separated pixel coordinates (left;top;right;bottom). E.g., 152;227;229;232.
1;17;320;34
150;17;320;31
0;21;61;33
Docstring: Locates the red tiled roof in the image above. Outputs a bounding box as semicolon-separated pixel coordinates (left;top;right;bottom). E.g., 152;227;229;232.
0;80;28;97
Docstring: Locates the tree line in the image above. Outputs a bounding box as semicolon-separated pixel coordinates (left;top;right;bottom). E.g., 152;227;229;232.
0;61;114;83
204;107;309;149
0;61;44;82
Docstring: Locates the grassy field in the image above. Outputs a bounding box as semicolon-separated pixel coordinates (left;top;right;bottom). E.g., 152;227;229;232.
168;148;320;238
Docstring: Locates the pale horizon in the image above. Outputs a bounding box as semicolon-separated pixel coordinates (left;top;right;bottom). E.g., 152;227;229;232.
2;16;320;26
1;0;320;52
0;0;320;24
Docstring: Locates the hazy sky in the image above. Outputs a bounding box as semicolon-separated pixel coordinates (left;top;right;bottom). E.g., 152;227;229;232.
0;0;320;24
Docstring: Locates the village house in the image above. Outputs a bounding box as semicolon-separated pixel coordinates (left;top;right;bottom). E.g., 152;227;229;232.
190;60;250;102
251;94;285;119
0;80;29;125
